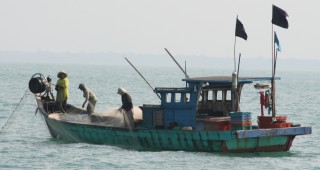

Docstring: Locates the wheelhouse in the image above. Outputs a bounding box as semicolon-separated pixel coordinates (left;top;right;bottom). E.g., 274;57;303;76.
140;76;279;130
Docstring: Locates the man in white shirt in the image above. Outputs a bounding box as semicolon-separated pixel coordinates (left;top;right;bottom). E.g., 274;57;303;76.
78;83;97;115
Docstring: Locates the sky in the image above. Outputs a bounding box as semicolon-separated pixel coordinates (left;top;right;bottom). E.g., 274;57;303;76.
0;0;319;68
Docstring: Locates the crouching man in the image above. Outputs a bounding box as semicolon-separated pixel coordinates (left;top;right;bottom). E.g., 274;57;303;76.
78;83;97;115
117;87;134;129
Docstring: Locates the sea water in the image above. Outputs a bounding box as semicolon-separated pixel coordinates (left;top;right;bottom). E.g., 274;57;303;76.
0;63;319;170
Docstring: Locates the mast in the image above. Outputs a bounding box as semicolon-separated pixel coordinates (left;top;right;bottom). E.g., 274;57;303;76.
271;43;276;118
233;16;247;112
271;25;276;118
270;4;289;118
124;57;161;100
164;48;189;79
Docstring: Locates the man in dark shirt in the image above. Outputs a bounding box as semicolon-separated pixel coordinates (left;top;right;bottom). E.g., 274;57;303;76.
117;87;134;129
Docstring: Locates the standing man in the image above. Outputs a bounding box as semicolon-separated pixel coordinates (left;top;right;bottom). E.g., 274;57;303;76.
117;87;134;129
55;71;69;113
78;83;97;115
44;75;55;101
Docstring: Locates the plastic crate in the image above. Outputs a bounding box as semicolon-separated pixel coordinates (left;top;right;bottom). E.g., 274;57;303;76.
230;112;252;122
203;117;231;131
231;121;252;126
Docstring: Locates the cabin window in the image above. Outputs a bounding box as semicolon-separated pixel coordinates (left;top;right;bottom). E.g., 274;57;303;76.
165;93;190;103
185;93;190;102
208;90;213;101
226;90;231;101
175;93;181;103
166;93;172;103
181;93;190;103
217;90;222;101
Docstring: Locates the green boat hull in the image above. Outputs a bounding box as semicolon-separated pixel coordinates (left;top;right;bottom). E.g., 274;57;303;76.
44;116;309;153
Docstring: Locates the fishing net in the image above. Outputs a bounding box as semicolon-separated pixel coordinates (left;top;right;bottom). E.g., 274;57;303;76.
49;107;142;128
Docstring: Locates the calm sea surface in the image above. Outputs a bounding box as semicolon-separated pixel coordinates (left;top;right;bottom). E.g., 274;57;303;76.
0;63;319;170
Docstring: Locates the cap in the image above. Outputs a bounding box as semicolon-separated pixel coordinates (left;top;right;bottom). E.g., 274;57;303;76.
78;83;85;89
46;75;52;82
117;87;127;94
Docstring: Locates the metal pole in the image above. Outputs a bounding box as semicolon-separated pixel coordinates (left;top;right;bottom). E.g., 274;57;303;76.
234;40;237;73
164;48;189;78
185;60;187;78
237;53;241;81
274;48;278;77
272;25;274;77
272;48;278;118
271;24;275;118
234;15;238;72
236;53;241;111
124;57;161;100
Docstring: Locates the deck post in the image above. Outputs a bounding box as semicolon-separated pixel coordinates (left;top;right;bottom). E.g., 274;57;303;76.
231;72;238;112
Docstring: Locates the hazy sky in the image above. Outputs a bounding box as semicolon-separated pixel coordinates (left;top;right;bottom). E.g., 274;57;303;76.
0;0;319;61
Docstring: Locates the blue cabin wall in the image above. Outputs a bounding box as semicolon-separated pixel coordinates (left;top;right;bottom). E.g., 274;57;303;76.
140;105;163;128
156;83;203;129
163;105;195;128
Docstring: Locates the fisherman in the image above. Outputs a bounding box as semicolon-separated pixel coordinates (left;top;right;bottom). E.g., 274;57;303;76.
44;75;55;101
78;83;97;115
117;87;134;129
55;71;69;113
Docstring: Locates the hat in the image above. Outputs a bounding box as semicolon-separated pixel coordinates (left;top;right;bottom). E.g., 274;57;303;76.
117;87;127;94
57;71;67;78
46;75;52;82
78;83;85;89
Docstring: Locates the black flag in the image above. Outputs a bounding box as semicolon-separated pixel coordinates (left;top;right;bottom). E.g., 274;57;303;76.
272;5;289;29
235;18;247;40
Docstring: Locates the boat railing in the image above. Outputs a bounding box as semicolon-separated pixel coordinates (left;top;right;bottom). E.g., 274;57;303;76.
155;87;190;93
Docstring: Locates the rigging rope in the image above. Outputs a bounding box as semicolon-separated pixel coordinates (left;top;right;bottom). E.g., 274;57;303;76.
0;89;29;134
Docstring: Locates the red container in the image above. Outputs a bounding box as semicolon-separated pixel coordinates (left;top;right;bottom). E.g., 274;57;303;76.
258;116;273;129
258;116;288;129
272;122;292;128
275;116;287;122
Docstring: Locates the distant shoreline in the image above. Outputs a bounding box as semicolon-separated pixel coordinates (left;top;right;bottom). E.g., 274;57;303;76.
0;51;318;71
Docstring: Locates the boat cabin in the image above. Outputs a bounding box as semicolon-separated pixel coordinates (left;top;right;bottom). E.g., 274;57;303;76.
140;76;277;130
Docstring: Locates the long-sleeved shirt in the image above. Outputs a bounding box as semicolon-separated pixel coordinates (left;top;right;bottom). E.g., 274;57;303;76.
56;78;69;102
82;87;97;104
121;93;133;111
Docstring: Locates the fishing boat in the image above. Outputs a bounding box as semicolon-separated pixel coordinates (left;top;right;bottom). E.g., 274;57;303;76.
29;72;311;153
